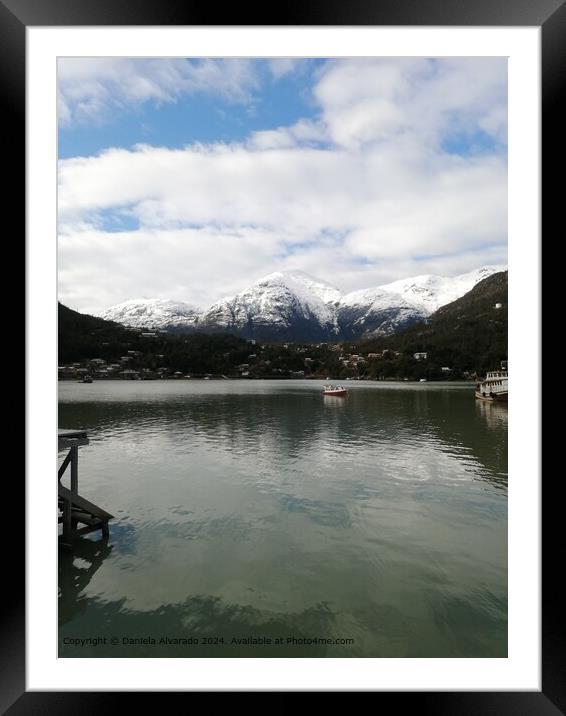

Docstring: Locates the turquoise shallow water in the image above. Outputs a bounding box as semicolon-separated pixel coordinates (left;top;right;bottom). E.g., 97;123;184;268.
58;379;507;657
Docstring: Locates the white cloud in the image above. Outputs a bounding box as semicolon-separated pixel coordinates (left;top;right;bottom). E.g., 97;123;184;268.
267;58;302;80
58;225;281;314
57;58;508;314
248;119;325;150
58;58;260;126
313;58;507;150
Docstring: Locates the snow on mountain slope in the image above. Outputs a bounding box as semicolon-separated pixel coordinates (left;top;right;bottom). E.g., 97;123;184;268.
373;265;506;314
97;298;201;330
336;287;426;338
337;265;505;337
98;266;506;339
200;270;342;340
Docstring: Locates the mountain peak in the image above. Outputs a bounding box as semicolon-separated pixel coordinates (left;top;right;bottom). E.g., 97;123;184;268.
259;269;317;282
97;265;506;341
97;297;201;329
256;269;340;292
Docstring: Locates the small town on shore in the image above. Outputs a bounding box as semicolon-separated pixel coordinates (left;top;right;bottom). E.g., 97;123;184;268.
59;332;506;384
59;269;507;384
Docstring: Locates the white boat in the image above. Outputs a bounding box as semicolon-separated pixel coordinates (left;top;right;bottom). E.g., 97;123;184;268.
475;370;508;402
322;385;347;397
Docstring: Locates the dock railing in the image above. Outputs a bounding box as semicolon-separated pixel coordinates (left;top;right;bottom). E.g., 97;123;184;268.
58;429;113;544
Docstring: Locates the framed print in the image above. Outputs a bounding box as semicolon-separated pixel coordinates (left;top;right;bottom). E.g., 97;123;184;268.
8;0;557;706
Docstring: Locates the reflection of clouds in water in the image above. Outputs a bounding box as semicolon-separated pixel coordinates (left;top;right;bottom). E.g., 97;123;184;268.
59;382;507;657
60;594;339;657
60;384;506;486
59;586;507;658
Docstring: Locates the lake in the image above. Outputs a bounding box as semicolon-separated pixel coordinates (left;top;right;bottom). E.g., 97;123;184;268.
58;379;507;658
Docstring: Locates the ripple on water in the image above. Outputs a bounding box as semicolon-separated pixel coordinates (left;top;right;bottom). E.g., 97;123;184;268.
59;380;507;657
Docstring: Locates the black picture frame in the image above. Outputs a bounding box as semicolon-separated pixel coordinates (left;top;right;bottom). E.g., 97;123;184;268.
8;0;556;706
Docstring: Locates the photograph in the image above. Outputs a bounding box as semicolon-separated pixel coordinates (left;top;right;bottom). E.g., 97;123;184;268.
0;0;555;698
57;56;509;659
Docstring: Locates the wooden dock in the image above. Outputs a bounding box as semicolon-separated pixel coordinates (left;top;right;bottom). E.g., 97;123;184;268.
58;429;113;545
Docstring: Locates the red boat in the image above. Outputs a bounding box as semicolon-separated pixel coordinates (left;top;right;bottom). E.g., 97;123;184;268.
322;385;348;397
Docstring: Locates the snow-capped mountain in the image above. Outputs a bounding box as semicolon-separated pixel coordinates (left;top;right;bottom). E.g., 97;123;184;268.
200;271;342;341
375;265;504;314
337;265;505;338
97;265;505;341
97;298;201;330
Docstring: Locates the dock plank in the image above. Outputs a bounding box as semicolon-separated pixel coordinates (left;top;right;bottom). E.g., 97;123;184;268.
58;428;88;439
58;484;114;521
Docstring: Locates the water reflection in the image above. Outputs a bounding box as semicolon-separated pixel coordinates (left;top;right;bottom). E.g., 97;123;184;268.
59;586;506;658
59;536;113;625
476;399;508;430
323;395;347;409
59;380;507;658
59;382;506;486
60;595;341;657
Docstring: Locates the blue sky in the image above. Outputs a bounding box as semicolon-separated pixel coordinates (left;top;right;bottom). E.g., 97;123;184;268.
58;59;326;158
57;58;508;314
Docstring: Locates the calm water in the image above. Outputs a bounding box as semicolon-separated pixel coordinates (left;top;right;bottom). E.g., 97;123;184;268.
58;380;507;658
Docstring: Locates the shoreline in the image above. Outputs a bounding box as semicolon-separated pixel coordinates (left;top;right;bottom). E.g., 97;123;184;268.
58;376;477;384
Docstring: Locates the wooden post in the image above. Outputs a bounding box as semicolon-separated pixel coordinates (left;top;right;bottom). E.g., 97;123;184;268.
70;444;78;493
70;444;78;529
58;430;113;545
63;495;72;540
